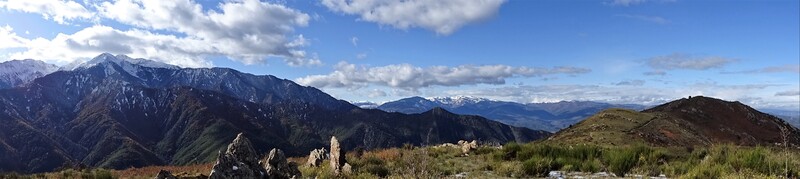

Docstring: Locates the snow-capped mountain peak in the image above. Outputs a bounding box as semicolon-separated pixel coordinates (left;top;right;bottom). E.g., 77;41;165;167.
63;53;179;71
426;95;491;107
0;59;59;88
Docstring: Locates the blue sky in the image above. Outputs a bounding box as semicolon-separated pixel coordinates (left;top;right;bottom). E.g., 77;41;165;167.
0;0;798;109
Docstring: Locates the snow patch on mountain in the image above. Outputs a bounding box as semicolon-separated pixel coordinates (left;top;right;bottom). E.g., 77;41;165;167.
426;95;492;107
0;59;59;88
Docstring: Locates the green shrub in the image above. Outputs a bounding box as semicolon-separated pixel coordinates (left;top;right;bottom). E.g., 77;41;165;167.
522;156;557;177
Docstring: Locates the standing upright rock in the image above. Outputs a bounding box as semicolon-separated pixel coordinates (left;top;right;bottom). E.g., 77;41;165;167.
209;133;267;179
263;148;301;179
329;136;347;175
305;148;328;167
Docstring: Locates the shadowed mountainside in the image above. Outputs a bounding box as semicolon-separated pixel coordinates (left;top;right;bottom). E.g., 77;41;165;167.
0;54;549;173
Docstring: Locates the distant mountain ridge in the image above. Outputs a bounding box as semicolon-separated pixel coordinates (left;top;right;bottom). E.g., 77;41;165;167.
0;53;549;173
0;59;58;89
377;96;646;132
547;96;800;147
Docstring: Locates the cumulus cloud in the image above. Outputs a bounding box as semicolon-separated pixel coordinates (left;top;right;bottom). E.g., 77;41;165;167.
2;0;318;67
10;25;214;67
95;0;314;66
646;53;736;70
776;90;800;96
617;14;670;24
722;64;800;74
321;0;506;35
0;0;94;24
614;80;645;86
296;61;591;90
0;25;28;49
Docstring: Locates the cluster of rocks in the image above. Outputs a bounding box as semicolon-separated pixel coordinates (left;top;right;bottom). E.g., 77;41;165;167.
435;140;480;155
205;133;301;179
155;134;354;178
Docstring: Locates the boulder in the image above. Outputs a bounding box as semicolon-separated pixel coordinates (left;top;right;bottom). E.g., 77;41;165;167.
305;148;328;167
329;136;347;175
458;140;479;154
154;170;176;179
263;148;301;179
209;133;266;179
342;163;352;174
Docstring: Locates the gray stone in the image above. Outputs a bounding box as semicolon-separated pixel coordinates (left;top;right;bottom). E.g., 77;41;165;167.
209;133;266;179
330;136;346;175
263;148;301;179
458;140;478;154
305;148;328;167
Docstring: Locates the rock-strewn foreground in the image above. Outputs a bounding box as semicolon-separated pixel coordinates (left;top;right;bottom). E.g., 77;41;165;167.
0;54;549;173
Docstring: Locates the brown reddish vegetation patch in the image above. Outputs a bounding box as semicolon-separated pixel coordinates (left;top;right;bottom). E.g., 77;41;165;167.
113;163;213;178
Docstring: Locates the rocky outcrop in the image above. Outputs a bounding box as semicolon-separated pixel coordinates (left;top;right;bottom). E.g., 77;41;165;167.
330;136;345;174
154;170;176;179
209;133;267;179
263;148;301;179
329;136;352;175
458;140;479;154
305;148;328;167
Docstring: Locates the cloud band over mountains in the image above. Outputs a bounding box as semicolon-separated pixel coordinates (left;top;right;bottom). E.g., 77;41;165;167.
297;62;590;90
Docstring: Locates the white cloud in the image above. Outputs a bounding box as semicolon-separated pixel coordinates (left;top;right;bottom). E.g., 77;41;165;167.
10;25;213;67
296;61;590;90
643;70;666;76
0;25;28;49
722;64;800;74
92;0;314;66
351;36;358;46
617;14;670;24
356;52;367;59
321;0;506;35
439;82;796;109
367;89;387;98
646;53;736;70
0;0;94;24
607;0;646;6
776;90;800;97
1;0;318;67
614;79;645;86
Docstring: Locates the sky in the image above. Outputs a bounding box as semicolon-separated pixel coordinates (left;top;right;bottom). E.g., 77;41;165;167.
0;0;798;110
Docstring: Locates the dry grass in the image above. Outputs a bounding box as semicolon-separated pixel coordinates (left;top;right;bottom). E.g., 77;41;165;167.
112;163;213;179
363;148;402;161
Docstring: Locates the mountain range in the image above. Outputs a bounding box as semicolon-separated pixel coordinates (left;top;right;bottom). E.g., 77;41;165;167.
376;96;647;132
0;59;58;89
547;96;800;147
0;54;549;173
